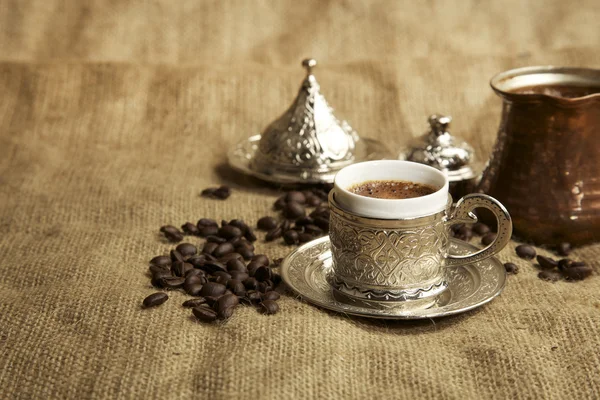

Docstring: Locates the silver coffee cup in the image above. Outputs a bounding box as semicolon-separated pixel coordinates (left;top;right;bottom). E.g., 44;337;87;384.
329;160;512;302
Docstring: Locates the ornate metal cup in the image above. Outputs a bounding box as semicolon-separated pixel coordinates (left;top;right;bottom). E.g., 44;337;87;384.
329;161;512;302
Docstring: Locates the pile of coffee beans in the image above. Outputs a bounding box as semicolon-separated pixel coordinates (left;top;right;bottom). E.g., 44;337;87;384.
451;223;593;282
201;185;231;200
511;244;592;282
144;218;282;322
450;222;496;245
256;185;332;246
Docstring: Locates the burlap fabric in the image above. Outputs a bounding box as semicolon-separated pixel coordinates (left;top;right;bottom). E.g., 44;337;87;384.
1;1;599;399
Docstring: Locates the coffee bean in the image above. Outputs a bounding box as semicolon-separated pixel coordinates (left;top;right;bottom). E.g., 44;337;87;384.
558;259;587;270
198;225;219;237
213;185;231;200
213;271;232;280
206;235;227;244
237;247;254;261
271;273;282;286
472;223;491;236
274;197;287;210
504;263;519;274
170;249;185;263
161;276;186;289
182;298;207;308
217;293;239;311
185;283;204;296
306;195;322;207
257;216;278;231
310;207;329;219
262;291;280;301
203;296;220;307
538;270;561;282
251;254;270;267
226;258;247;273
244;228;257;242
257;281;270;293
164;230;183;243
456;225;473;241
184;274;204;290
218;306;235;320
151;272;172;288
562;265;592;281
283;201;305;219
192;307;218;322
246;290;261;301
556;242;572;257
265;227;283;242
299;233;314;243
243;277;259;290
304;224;323;235
201;187;217;197
295;216;314;227
203;242;219;255
285;191;306;204
283;230;299;245
149;256;171;268
149;264;170;274
229;271;249;281
259;300;279;315
254;266;272;282
481;233;496;246
185;268;206;280
227;279;246;296
212;242;234;258
197;218;218;227
536;255;558;270
247;261;262;276
516;245;536;259
187;254;207;268
171;261;193;277
181;222;200;235
313;217;329;231
152;270;173;280
226;219;247;233
143;292;168;308
160;225;180;234
218;225;242;239
176;243;197;257
200;282;227;297
201;261;227;274
216;254;240;265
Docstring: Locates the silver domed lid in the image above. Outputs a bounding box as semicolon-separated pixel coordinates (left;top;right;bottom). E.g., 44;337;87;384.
403;114;479;181
251;59;359;176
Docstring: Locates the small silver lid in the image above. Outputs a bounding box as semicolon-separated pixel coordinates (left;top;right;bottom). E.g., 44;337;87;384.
403;114;479;181
251;59;359;176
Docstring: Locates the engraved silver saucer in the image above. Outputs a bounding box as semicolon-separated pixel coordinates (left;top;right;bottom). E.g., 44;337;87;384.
228;134;390;184
280;236;506;319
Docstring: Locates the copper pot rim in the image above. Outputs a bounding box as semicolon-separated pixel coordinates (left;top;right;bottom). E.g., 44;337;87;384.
490;66;600;106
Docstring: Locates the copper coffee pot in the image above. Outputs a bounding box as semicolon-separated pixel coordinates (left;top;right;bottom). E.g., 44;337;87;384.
479;66;600;245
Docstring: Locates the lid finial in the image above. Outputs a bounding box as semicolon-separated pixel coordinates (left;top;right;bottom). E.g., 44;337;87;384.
302;58;317;76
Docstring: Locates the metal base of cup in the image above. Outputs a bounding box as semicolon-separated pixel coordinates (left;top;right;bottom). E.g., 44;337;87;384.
328;275;448;302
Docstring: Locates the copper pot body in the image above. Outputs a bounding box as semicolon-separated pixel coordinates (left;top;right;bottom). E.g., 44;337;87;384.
479;66;600;245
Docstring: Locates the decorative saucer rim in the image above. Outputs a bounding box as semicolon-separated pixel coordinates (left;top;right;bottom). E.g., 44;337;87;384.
280;236;506;320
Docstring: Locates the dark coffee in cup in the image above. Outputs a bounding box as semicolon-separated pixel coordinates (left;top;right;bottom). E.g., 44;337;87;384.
348;180;436;200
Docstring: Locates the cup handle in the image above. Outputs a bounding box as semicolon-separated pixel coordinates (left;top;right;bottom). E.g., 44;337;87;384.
445;193;512;267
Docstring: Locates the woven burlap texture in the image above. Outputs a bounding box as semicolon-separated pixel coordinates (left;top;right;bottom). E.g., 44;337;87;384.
0;1;599;399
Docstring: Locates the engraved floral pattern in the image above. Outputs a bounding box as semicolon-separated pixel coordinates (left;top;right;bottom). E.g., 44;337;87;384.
329;211;449;288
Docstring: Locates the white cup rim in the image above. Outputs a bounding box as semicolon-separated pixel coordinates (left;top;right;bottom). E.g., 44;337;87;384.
333;160;449;219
